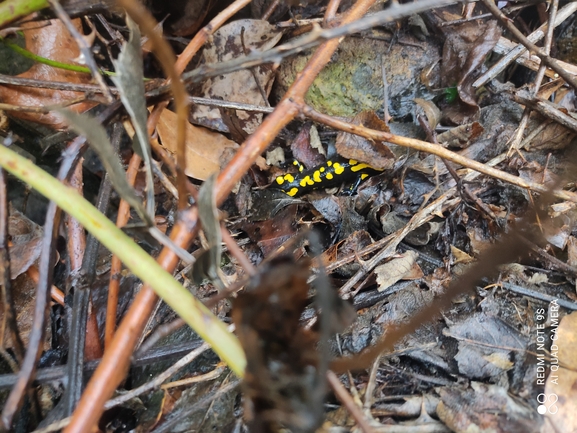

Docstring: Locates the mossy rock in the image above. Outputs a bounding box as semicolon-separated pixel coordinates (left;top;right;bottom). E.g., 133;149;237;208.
275;36;441;119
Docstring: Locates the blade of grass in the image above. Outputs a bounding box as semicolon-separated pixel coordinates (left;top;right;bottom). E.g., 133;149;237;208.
0;144;246;377
0;0;48;28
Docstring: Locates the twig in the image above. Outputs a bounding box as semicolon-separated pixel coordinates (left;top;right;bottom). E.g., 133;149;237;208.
301;104;577;203
327;370;376;433
181;0;459;86
500;282;577;311
104;152;141;349
473;1;577;89
1;137;85;430
47;0;113;103
480;0;577;90
507;0;560;155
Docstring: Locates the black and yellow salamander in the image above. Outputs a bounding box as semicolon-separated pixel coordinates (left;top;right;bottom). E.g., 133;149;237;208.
271;157;383;197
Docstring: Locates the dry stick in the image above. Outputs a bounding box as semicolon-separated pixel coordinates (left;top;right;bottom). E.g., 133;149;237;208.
47;0;114;103
261;0;282;21
301;105;577;203
327;370;376;433
473;1;577;89
65;157;102;364
65;0;380;431
25;265;65;306
480;0;577;91
331;228;540;373
510;91;577;133
1;137;85;430
104;153;141;349
0;97;94;112
102;0;246;348
507;0;559;155
116;0;189;210
324;0;342;23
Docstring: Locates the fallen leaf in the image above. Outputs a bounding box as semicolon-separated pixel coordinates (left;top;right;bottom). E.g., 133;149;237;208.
375;250;420;292
190;19;282;135
157;108;238;181
0;19;95;129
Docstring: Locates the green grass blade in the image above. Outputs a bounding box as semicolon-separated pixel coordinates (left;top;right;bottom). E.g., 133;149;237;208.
0;144;246;377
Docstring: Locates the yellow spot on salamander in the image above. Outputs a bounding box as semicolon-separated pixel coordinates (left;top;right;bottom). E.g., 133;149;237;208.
326;172;334;180
276;176;284;185
327;161;333;166
320;167;325;172
284;173;295;183
333;162;345;175
313;170;322;183
288;187;299;196
361;173;369;180
349;159;358;165
300;175;315;187
350;163;372;172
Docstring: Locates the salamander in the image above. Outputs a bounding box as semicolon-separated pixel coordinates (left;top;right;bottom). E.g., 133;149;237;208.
271;157;383;197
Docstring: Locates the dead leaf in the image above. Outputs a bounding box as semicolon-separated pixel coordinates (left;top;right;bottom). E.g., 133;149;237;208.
437;122;484;149
190;19;282;135
8;208;43;278
157;109;238;181
451;245;474;265
335;111;395;170
375;250;420;292
438;382;541;433
414;98;441;130
0;19;95;129
441;20;501;124
290;124;325;169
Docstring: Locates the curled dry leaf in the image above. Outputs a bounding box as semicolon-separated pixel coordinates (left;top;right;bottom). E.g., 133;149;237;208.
8;207;43;278
440;20;501;124
156;109;238;181
335;111;395;170
190;19;282;136
375;250;421;292
0;19;96;129
414;98;441;130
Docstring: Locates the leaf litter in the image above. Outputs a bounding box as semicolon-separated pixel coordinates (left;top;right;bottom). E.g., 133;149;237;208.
2;1;577;432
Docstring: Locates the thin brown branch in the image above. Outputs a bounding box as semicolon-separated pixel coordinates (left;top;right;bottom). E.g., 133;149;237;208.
481;0;577;90
301;104;577;203
2;137;85;430
327;370;376;433
116;0;189;209
47;0;114;103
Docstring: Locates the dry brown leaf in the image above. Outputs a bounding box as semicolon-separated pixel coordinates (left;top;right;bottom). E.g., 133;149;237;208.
0;19;95;129
190;19;282;136
451;245;474;265
375;250;420;292
156;109;238;181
